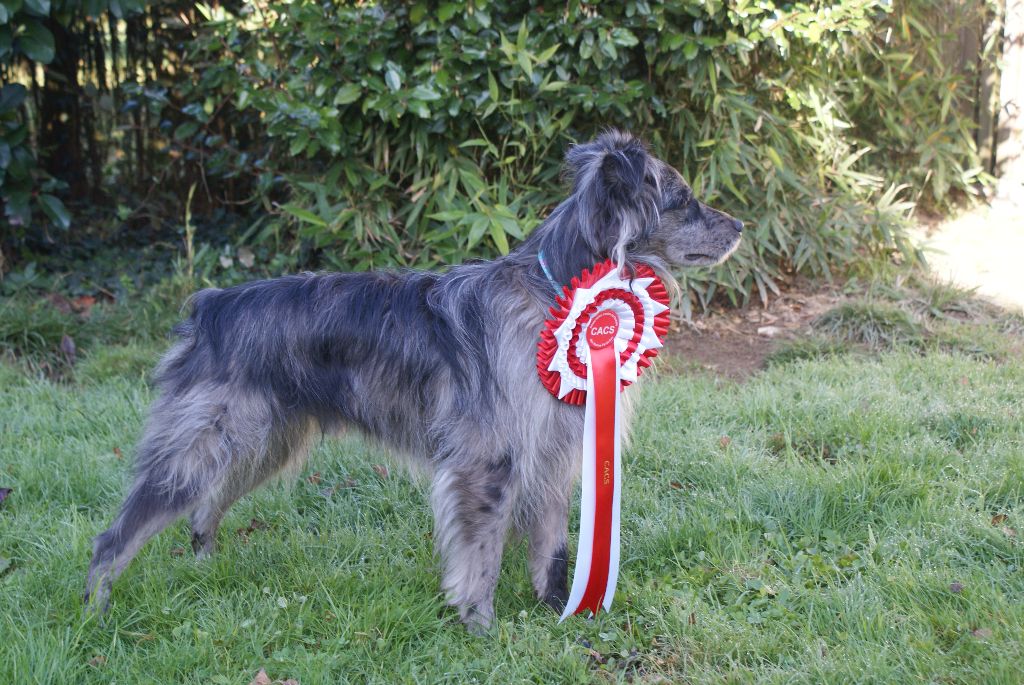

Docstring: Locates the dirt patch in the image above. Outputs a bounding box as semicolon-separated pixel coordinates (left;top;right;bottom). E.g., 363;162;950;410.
663;282;843;381
664;199;1024;381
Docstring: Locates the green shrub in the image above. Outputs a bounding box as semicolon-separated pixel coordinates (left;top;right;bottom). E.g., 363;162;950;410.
840;0;996;207
0;1;79;236
161;0;968;313
3;1;992;313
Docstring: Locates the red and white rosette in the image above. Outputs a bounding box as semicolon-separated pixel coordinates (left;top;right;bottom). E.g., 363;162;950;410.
536;260;671;620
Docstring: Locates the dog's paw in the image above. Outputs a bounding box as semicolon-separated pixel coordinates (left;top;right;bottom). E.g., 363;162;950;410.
83;555;117;618
537;578;569;614
459;605;495;637
463;616;493;637
541;587;569;615
191;530;216;560
83;579;112;617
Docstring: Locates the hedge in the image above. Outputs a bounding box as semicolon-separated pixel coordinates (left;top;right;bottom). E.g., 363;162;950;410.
2;1;992;311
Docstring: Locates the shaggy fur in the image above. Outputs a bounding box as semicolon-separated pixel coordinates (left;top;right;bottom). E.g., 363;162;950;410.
85;131;742;632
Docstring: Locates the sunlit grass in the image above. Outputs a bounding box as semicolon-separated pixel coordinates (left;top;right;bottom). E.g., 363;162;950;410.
1;298;1023;683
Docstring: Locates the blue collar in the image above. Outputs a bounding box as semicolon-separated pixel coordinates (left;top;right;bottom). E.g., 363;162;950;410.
537;250;562;295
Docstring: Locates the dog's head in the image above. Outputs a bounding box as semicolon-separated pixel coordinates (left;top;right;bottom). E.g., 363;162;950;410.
555;130;742;278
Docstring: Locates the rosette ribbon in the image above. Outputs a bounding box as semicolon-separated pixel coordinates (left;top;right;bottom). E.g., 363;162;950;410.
536;260;670;619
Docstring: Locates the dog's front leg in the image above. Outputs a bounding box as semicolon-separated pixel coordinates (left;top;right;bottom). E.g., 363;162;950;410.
525;486;570;613
429;458;513;634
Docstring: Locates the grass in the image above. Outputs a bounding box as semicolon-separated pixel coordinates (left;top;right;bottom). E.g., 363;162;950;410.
772;269;1023;366
811;301;923;350
0;278;188;379
2;288;1024;684
763;337;851;368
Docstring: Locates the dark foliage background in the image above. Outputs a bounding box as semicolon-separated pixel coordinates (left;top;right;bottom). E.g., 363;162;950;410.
0;0;998;313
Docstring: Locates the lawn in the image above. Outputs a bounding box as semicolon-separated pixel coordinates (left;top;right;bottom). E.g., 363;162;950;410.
1;292;1024;683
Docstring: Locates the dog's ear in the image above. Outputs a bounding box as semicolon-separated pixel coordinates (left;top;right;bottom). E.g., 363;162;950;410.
599;140;649;202
564;131;647;193
563;131;659;267
564;131;656;206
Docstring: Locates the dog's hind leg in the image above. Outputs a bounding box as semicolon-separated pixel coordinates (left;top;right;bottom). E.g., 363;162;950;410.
84;473;204;611
85;384;271;611
189;418;315;558
188;478;249;559
430;455;514;634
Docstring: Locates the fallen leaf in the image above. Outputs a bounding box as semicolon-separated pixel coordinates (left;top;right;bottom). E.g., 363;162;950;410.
756;325;780;338
950;582;964;594
72;295;96;315
60;334;77;365
372;464;389;479
0;487;11;505
170;546;186;557
306;472;322;485
319;477;358;498
238;246;256;268
88;655;107;667
113;447;123;460
688;612;697;625
236;518;268;541
1001;526;1017;538
959;376;970;386
972;627;993;639
249;669;272;685
992;514;1008;526
248;668;298;685
669;480;683;490
719;436;732;449
219;255;234;269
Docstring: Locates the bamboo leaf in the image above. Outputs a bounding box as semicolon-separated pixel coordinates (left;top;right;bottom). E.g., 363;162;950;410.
282;204;327;227
489;218;510;254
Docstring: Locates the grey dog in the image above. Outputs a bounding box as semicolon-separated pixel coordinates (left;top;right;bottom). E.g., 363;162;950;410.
85;130;742;632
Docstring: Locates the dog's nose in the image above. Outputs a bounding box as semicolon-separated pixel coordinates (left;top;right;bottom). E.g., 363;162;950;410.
732;218;743;233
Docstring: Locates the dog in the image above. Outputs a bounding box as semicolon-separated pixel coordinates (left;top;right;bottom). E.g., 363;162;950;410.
85;130;742;632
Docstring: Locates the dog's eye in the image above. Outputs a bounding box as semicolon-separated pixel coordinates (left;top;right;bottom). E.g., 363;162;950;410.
626;240;638;251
